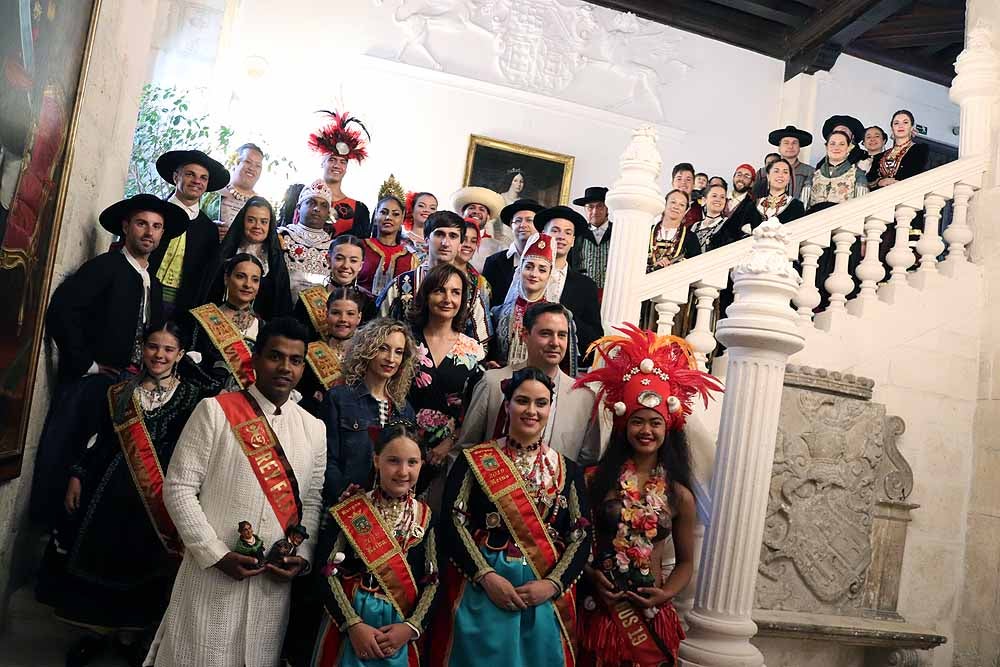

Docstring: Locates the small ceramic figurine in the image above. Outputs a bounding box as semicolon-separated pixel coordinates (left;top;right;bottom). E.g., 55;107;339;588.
265;523;309;564
234;521;265;567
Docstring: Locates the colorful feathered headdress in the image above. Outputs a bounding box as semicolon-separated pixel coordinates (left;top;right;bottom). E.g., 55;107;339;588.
575;323;723;430
308;110;370;163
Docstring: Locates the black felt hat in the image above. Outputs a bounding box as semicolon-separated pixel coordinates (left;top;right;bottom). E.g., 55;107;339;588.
768;125;813;148
572;186;608;206
499;198;544;226
821;115;866;144
98;194;189;240
532;205;587;235
155;149;230;192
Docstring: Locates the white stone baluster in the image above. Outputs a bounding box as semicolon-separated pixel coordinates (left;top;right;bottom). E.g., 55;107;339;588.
815;228;857;331
879;205;917;304
911;194;946;289
847;216;889;317
792;241;823;324
678;220;804;667
941;183;975;274
653;295;683;337
603;126;665;329
686;284;720;371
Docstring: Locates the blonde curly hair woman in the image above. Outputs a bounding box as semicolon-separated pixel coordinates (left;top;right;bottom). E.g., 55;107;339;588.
321;318;418;504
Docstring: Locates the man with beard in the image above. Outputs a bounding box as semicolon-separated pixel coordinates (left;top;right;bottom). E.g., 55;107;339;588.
457;302;605;463
31;195;188;525
378;211;491;344
208;142;264;237
146;317;326;667
726;163;756;216
148;150;229;317
278;180;335;301
481;197;543;307
754;126;814;199
451;186;507;270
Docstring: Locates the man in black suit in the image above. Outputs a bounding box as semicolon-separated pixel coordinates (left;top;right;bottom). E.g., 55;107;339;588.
148;149;229;317
480;198;543;308
533;206;603;366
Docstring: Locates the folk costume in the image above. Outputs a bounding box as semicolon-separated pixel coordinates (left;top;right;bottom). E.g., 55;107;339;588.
818;115;869;169
310;490;440;667
571;187;612;296
358;237;418;297
148;150;228;314
574;325;723;667
482;199;544;309
199;201;293;320
204;184;256;228
308;110;373;239
378;264;492;346
280;180;336;301
453;186;509;272
753;126;814;200
754;193;805;228
185;302;262;393
457;363;606;465
31;195;187;526
432;432;592;667
646;220;700;273
801;158;869;212
39;362;218;631
867;140;929;188
147;385;326;667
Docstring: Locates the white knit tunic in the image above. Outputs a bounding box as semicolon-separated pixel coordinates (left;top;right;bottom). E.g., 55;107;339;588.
145;384;326;667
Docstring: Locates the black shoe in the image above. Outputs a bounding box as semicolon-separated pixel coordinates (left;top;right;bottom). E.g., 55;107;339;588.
65;635;107;667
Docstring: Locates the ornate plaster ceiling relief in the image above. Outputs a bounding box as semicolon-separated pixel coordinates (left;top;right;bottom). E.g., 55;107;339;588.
368;0;693;123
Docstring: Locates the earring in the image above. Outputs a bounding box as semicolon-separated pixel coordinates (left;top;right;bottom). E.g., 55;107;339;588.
372;468;381;492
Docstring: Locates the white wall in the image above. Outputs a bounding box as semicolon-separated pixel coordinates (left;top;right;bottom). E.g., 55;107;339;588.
812;54;959;150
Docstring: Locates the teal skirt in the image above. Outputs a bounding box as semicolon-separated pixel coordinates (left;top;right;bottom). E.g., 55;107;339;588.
338;589;411;667
447;548;565;666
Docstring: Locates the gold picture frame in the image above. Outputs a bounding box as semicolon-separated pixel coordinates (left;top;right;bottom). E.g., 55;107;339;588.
463;135;575;207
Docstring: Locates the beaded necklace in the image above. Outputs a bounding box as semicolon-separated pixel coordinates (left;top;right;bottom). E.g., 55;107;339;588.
221;302;256;336
373;488;415;541
503;436;556;507
137;374;178;413
879;140;913;180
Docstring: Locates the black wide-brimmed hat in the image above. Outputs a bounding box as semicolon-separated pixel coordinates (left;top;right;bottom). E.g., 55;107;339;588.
768;125;813;148
155;149;230;192
821;115;866;144
98;194;189;240
288;524;310;540
532;205;587;235
500;198;544;226
572;186;608;206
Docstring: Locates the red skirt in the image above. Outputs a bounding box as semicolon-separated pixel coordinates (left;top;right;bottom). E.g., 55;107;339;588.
578;601;685;667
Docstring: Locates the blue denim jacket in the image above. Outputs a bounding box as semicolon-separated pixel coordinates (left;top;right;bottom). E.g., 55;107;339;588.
321;382;415;505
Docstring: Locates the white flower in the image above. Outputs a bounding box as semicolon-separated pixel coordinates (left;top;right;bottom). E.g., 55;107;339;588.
639;358;655;373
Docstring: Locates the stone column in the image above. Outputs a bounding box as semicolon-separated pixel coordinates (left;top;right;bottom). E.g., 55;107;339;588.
602;125;664;329
776;73;818;164
678;220;805;667
949;19;1000;160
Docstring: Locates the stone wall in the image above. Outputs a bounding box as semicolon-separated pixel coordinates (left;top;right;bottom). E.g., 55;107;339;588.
0;0;160;629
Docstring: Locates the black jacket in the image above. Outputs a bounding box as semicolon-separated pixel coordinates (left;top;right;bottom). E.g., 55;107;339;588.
148;207;220;312
481;249;516;309
560;269;602;361
867;143;930;187
46;252;163;378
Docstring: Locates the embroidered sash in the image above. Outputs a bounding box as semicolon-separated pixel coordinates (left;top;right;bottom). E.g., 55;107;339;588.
331;493;424;619
216;391;302;530
306;341;343;391
190;304;256;389
603;597;676;664
464;444;577;659
300;286;332;339
109;382;182;555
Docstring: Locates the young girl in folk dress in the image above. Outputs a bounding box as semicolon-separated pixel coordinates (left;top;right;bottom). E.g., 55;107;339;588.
575;324;723;667
311;421;439;667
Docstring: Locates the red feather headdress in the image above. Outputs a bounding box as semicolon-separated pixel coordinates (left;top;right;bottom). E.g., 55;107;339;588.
574;323;723;431
308;110;370;163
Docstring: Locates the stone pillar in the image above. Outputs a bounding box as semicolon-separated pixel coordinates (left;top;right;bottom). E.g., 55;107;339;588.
678;220;805;667
949;19;1000;160
776;73;818;164
602;125;664;328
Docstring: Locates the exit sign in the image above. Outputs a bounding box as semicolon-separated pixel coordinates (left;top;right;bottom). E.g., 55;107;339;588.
915;124;928;135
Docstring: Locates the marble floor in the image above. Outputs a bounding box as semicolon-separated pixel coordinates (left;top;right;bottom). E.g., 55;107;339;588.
1;583;127;666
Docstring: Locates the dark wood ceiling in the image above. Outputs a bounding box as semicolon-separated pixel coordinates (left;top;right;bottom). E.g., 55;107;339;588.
589;0;965;86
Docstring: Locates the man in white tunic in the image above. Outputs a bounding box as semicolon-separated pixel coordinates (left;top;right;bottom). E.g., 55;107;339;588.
146;317;326;667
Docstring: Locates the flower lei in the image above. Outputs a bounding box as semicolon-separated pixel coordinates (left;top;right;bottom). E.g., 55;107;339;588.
612;460;668;578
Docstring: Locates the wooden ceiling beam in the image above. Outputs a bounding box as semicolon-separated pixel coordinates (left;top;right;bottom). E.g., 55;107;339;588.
783;0;881;57
858;29;964;49
707;0;812;28
845;42;954;86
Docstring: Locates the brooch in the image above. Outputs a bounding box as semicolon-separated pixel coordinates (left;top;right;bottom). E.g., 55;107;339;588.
486;512;502;529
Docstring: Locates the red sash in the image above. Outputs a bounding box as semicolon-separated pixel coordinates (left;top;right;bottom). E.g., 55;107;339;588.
603;597;676;665
299;286;332;339
464;444;577;661
331;493;426;619
216;391;302;530
190;304;256;389
109;382;182;555
305;340;343;391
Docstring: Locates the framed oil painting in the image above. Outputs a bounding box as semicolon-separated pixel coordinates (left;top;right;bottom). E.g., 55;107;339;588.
0;0;100;480
463;135;575;208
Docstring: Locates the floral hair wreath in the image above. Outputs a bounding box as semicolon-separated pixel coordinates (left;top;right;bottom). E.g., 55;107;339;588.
308;110;371;163
574;322;723;431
